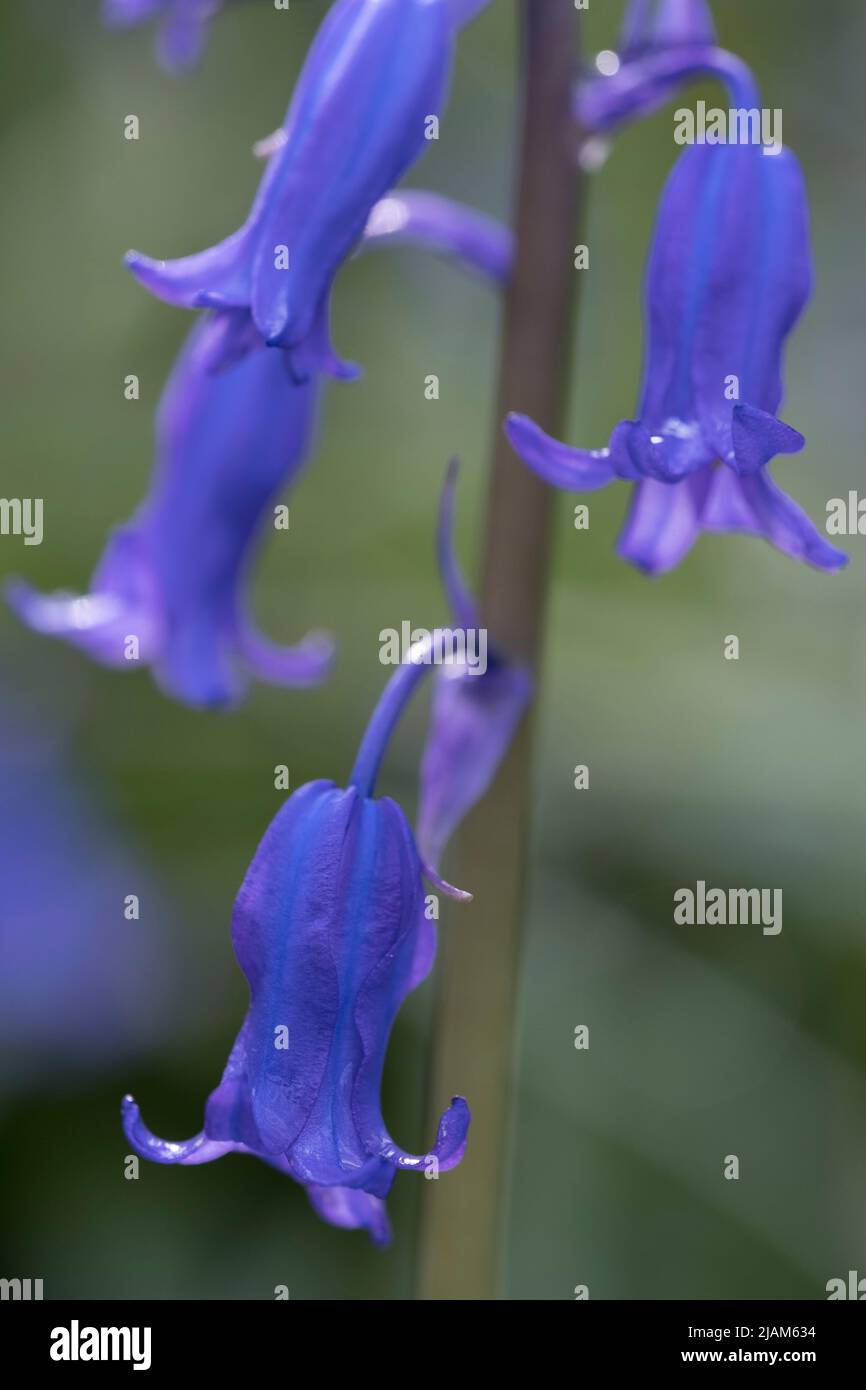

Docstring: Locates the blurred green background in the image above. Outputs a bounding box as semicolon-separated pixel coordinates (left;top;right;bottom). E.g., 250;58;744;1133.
1;0;864;1300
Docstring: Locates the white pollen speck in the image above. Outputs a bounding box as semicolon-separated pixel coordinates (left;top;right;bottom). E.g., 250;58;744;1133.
595;50;621;77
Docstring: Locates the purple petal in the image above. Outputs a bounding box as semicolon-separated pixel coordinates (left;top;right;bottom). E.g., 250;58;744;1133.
616;474;710;574
505;413;618;491
6;523;160;669
378;1096;471;1174
700;465;763;534
730;403;804;476
363;191;512;284
306;1185;392;1246
614;418;711;482
731;472;848;572
422;859;473;903
418;661;532;869
122;1095;243;1166
236;626;335;688
436;457;477;630
700;467;846;572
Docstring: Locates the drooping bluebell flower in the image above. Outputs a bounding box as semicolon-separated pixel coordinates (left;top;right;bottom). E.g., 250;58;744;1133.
103;0;223;74
8;319;330;709
576;0;759;137
125;0;454;377
122;633;472;1244
417;461;532;872
507;142;847;575
7;191;510;708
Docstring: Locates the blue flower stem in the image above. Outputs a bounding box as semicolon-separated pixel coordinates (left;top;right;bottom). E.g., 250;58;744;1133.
417;0;586;1300
349;633;437;798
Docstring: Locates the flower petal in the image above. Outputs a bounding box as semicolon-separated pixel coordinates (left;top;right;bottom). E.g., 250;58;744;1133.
616;474;710;574
733;472;848;572
363;191;512;284
378;1096;471;1174
306;1185;392;1246
122;1094;243;1166
505;413;618;491
237;626;335;688
418;661;532;870
730;403;804;476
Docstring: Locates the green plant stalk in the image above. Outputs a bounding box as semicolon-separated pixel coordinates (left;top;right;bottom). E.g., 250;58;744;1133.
416;0;587;1301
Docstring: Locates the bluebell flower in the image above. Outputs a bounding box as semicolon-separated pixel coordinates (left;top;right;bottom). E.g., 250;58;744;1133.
103;0;223;74
122;632;472;1244
125;0;454;377
417;461;532;871
8;318;331;708
7;191;510;708
507;142;846;575
576;0;760;137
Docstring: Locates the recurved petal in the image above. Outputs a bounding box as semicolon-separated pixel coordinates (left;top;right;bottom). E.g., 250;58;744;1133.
506;414;618;491
363;191;512;285
730;403;804;476
237;626;335;688
6;581;157;670
729;472;847;572
379;1096;471;1174
125;233;251;312
306;1185;392;1246
122;1094;244;1166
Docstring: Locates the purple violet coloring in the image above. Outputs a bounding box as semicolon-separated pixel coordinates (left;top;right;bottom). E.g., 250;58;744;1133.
507;141;846;576
122;629;472;1244
102;0;224;74
123;0;454;378
417;461;532;871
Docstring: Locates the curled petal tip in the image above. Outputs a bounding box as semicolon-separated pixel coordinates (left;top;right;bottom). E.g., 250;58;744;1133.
423;860;473;902
381;1096;471;1174
505;412;616;491
237;627;335;689
121;1094;236;1166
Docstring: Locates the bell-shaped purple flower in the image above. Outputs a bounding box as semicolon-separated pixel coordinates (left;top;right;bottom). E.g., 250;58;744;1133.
103;0;223;74
507;142;846;575
125;0;453;377
122;629;471;1243
8;317;331;708
417;461;532;871
7;191;510;708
